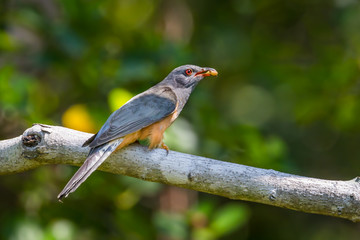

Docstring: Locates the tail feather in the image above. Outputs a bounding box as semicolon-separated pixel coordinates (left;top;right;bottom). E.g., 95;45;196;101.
57;139;121;200
82;133;97;147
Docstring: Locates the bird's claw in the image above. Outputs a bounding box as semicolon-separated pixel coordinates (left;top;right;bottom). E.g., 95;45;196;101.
160;142;170;155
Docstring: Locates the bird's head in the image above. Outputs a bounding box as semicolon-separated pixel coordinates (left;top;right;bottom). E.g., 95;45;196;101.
165;64;218;89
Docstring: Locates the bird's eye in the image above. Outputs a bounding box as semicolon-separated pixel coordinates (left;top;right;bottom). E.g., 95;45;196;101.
185;69;193;76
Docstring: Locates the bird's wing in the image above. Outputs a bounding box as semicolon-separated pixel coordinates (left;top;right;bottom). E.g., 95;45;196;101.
88;86;177;148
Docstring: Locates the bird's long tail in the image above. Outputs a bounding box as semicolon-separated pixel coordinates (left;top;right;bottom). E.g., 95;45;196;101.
57;139;122;201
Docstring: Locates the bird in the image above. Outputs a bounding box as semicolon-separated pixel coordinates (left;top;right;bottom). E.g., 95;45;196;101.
57;64;218;200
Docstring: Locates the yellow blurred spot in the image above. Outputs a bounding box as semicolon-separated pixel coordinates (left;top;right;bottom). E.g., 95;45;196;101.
108;88;133;112
115;189;139;210
0;31;18;51
104;0;155;31
62;104;95;133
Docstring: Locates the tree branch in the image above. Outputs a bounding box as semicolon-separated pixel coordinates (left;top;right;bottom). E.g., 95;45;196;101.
1;124;359;221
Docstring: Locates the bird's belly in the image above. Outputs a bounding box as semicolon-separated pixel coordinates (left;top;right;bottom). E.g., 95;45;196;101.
115;111;176;151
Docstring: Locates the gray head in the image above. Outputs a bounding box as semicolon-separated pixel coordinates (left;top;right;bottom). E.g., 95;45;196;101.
162;64;218;90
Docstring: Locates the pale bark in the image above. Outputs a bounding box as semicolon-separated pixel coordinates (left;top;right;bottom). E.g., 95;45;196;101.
0;124;359;222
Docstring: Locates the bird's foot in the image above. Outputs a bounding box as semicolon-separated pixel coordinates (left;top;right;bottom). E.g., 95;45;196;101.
160;142;170;155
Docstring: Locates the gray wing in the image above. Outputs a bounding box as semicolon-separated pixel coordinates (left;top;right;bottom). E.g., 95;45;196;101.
87;87;177;148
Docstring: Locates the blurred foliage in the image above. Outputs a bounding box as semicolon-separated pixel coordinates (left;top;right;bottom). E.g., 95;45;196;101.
1;0;360;239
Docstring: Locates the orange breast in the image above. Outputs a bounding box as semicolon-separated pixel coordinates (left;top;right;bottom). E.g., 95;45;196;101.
116;109;178;151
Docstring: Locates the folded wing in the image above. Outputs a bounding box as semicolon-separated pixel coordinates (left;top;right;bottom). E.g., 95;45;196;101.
88;87;177;148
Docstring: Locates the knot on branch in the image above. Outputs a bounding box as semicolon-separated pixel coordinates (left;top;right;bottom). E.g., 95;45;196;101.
21;124;50;159
22;134;41;147
269;189;277;201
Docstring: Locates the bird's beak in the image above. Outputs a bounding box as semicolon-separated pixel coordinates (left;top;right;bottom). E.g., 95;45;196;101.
195;68;218;77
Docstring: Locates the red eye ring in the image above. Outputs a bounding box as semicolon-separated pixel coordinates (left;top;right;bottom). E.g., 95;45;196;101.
185;69;193;76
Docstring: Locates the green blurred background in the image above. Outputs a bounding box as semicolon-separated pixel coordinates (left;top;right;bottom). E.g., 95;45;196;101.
1;0;360;239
